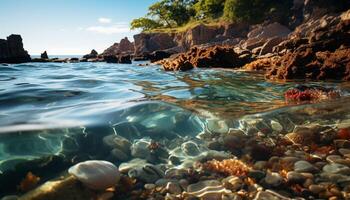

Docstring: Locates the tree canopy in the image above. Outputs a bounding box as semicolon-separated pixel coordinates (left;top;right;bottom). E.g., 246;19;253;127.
131;0;349;32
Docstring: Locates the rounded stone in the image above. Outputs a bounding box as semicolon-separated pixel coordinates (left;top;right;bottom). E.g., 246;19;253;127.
294;161;317;173
144;183;156;190
181;141;200;156
68;160;120;190
309;184;326;194
166;182;182;194
323;163;350;175
264;172;283;187
286;171;306;183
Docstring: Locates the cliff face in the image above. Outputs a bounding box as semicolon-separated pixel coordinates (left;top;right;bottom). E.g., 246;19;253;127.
0;34;31;64
133;23;249;57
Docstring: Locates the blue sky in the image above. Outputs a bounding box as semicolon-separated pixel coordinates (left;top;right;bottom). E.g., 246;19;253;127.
0;0;157;55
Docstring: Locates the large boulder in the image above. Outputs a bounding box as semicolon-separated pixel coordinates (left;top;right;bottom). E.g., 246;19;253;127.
0;34;31;63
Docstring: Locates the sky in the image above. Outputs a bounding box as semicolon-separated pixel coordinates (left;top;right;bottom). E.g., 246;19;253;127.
0;0;157;55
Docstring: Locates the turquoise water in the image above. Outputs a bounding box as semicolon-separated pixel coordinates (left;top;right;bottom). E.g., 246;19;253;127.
0;62;349;195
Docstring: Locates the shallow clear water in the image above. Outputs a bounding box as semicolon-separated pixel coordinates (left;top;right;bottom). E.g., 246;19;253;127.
0;62;350;195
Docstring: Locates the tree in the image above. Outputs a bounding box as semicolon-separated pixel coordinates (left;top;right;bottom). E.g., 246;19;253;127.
130;17;162;31
194;0;225;19
223;0;293;24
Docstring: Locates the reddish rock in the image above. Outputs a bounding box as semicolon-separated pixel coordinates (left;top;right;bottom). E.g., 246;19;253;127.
162;46;252;71
284;85;340;102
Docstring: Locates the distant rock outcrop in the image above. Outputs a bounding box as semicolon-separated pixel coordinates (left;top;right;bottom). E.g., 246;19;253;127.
102;37;134;56
41;51;48;59
83;49;98;59
0;34;31;63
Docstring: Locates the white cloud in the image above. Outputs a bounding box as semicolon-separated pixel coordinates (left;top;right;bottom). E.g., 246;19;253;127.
98;17;112;24
86;23;131;34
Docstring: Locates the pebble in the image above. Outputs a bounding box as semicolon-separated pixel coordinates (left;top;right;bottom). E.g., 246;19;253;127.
271;120;283;132
128;164;165;183
68;160;120;190
248;170;266;181
264;172;283;187
222;176;243;191
111;148;129;161
339;148;350;156
294;160;317;173
286;171;306;183
323;163;350;174
144;183;156;190
181;141;201;156
334;139;350;148
166;182;182;194
309;184;326;194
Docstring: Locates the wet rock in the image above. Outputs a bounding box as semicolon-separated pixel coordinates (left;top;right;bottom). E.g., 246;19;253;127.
68;160;120;190
20;177;94;200
131;139;151;159
185;180;232;200
166;182;182;195
263;172;283;187
334;139;350;148
222;176;243;191
285;127;316;145
111;148;129;161
294;160;318;173
248;170;266;181
118;54;132;64
128;164;165;183
309;184;326;194
323;163;350;174
104;55;118;63
286;171;306;183
119;158;148;173
181;141;201;157
144;183;156;190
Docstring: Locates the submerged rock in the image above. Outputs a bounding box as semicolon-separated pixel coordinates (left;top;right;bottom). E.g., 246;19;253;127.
128;164;164;183
184;180;232;199
68;160;120;190
20;177;94;200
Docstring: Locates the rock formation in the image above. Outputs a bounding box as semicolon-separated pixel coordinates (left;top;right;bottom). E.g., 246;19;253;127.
83;49;98;59
0;34;31;63
102;37;134;56
40;51;48;59
160;46;252;71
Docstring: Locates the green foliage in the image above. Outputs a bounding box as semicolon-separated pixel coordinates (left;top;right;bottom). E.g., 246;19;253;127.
131;0;198;31
194;0;225;19
132;0;296;32
130;17;162;31
223;0;293;24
